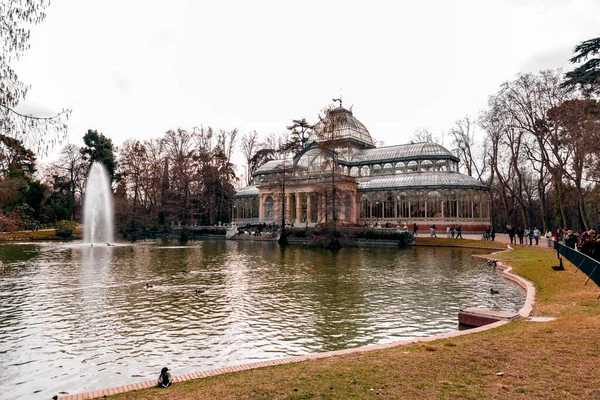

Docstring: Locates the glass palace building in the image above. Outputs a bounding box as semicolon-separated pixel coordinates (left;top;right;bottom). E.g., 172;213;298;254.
233;107;491;231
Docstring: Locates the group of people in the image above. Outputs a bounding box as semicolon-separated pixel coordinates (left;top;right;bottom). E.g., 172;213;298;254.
482;226;496;241
556;228;600;261
506;225;543;246
444;225;464;239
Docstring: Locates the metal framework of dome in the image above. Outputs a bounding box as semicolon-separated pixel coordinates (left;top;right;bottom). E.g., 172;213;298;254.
349;142;459;164
357;172;487;191
308;107;374;147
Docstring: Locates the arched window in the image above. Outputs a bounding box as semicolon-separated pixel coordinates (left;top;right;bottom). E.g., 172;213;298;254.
265;196;274;219
410;192;425;218
436;160;448;171
360;166;370;176
396;162;407;172
407;160;418;172
350;166;359;177
427;191;441;218
384;192;394;219
252;197;259;218
360;197;370;219
397;193;409;220
383;163;393;169
481;192;490;220
473;193;481;219
445;192;457;219
421;160;433;172
372;164;382;174
460;193;472;219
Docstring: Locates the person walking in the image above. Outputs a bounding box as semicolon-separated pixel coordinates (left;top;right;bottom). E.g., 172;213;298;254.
533;227;541;245
413;223;418;236
545;230;553;248
430;224;437;238
446;226;451;238
451;226;456;238
456;225;463;239
508;225;515;244
527;228;534;245
491;227;496;241
517;226;524;245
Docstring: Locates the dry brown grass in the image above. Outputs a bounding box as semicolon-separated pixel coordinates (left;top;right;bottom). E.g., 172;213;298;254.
111;245;600;400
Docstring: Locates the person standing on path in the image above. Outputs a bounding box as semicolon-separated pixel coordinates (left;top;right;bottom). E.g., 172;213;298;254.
413;223;418;236
491;227;496;241
527;228;534;245
533;227;541;245
508;225;515;244
517;226;524;245
446;226;451;238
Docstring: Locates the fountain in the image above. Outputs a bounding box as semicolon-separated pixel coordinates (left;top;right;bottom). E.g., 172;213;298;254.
83;162;115;244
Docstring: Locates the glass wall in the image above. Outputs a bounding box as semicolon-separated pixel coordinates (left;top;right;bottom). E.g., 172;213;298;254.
355;189;490;223
265;196;274;219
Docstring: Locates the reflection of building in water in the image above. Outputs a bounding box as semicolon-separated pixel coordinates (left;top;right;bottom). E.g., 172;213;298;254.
233;106;490;231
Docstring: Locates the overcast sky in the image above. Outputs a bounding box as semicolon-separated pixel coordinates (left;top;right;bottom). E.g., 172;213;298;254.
14;0;600;166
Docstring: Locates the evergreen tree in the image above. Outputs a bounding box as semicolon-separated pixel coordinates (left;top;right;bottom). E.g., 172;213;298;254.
564;36;600;96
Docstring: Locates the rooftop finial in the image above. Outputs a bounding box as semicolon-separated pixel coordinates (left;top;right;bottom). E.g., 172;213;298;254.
332;95;342;109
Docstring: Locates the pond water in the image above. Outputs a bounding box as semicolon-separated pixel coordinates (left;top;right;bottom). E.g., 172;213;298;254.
0;240;525;399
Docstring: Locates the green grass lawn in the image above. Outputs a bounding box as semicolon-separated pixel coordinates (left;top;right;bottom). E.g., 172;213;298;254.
109;244;600;400
413;236;507;250
0;228;82;240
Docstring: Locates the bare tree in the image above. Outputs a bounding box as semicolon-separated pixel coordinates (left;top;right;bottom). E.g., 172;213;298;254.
240;130;260;185
449;116;487;180
53;144;86;220
1;0;71;156
411;127;441;144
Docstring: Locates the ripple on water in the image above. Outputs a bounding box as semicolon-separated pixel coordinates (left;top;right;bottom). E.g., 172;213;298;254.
0;242;525;399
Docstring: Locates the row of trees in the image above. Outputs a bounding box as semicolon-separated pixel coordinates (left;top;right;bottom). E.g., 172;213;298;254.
44;127;238;238
1;0;599;238
443;37;600;232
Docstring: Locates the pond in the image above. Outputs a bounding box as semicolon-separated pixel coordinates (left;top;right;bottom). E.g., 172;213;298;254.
0;240;525;399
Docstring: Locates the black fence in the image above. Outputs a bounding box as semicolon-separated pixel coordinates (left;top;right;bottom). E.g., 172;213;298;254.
554;241;600;288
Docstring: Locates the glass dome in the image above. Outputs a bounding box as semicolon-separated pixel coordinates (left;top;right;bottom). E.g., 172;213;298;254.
308;107;374;147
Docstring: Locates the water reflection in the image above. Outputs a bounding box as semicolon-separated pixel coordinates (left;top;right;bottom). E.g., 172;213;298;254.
0;241;525;400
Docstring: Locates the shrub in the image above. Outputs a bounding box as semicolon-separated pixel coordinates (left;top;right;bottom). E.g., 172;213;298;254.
56;220;77;238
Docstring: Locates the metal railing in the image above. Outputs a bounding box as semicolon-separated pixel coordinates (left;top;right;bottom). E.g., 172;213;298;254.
554;241;600;289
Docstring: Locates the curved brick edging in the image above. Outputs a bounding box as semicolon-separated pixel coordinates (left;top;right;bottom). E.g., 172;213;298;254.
472;248;536;318
59;247;535;400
